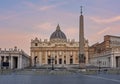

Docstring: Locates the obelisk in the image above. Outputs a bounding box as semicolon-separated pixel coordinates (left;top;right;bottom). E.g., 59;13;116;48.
79;6;85;68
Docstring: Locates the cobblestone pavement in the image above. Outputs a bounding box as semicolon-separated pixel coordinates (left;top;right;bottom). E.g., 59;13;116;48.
0;69;120;84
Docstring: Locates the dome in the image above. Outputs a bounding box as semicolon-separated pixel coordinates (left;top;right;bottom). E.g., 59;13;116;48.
50;24;67;42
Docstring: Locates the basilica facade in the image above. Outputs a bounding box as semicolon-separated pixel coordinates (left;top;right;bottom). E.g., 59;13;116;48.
31;24;89;67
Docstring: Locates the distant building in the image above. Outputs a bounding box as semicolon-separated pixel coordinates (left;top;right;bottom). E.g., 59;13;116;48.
89;35;120;68
30;24;89;67
31;8;89;68
0;46;30;69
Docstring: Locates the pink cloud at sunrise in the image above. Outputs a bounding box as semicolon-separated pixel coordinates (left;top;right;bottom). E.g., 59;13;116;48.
0;0;120;55
90;16;120;24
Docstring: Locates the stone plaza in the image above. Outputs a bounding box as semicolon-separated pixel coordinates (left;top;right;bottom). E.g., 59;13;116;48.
0;69;120;84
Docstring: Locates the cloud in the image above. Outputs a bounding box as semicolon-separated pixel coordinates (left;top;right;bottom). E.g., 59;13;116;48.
88;25;120;45
0;28;49;54
0;13;19;21
34;22;55;31
0;9;33;21
23;1;66;11
64;27;78;40
90;16;120;24
0;29;30;54
97;27;111;35
39;4;60;11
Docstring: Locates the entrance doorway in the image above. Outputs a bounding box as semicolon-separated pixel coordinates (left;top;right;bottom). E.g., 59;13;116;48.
48;59;51;64
13;57;18;69
116;57;120;67
34;56;37;67
70;59;73;64
59;59;62;64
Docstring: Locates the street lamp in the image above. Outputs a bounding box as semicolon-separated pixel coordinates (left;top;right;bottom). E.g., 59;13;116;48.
51;57;54;70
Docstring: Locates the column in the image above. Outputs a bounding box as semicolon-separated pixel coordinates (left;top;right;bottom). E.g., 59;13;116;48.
56;55;57;65
66;51;69;64
56;51;58;65
0;56;1;69
10;56;13;69
18;55;22;69
53;52;55;64
85;40;89;63
45;51;48;64
36;52;39;67
39;52;42;66
62;54;64;65
17;56;19;69
73;52;75;64
111;54;116;68
4;56;6;62
107;57;111;67
3;56;6;69
31;52;34;66
85;51;89;64
9;56;11;69
66;51;68;64
36;52;38;66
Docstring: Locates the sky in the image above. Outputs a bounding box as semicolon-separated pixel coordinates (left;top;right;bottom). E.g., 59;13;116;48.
0;0;120;55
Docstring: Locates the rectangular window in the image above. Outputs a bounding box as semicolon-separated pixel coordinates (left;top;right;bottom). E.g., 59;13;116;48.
64;60;66;64
35;43;38;46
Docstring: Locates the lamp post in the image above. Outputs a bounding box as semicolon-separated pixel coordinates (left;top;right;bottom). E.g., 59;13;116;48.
51;57;54;70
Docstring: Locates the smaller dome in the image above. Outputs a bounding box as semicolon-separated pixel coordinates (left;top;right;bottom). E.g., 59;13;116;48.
50;24;67;42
